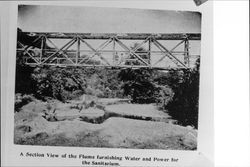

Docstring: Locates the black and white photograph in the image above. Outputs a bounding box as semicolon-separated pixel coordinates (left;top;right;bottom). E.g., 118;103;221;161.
14;5;201;150
3;1;250;167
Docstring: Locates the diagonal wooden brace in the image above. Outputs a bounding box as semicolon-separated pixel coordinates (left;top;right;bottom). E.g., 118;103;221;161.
114;37;149;66
42;37;76;64
152;38;187;68
17;41;39;64
153;39;185;66
78;37;112;65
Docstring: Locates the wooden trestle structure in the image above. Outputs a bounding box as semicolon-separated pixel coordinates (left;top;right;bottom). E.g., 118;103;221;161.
17;32;201;70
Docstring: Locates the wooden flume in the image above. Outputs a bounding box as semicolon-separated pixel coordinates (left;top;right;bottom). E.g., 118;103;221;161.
17;32;201;70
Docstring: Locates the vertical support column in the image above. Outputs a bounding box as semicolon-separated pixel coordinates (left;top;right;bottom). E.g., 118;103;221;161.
112;37;116;66
40;36;44;64
39;37;44;64
76;37;80;65
148;37;151;66
184;38;190;67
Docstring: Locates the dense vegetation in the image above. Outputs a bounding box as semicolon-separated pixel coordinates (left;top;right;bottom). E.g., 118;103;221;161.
163;59;200;128
16;66;124;102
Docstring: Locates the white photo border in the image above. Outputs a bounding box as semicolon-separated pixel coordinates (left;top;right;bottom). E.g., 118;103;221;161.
1;1;213;166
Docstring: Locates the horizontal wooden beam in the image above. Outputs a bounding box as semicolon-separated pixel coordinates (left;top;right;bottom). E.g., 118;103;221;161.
21;32;201;40
24;63;188;70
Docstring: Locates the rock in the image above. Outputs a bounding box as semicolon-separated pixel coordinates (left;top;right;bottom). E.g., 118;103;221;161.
15;111;39;124
42;112;58;122
28;116;50;131
106;104;170;119
15;125;32;133
181;132;197;150
186;125;194;130
53;108;105;121
34;132;49;139
167;119;177;124
21;101;48;113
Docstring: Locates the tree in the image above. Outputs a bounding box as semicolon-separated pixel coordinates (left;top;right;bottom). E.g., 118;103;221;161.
166;58;200;128
118;68;156;103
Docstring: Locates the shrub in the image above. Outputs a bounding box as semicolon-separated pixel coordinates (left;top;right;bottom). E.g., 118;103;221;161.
118;69;156;103
15;54;36;94
85;86;95;95
15;94;34;112
95;89;104;98
165;58;200;128
154;85;174;109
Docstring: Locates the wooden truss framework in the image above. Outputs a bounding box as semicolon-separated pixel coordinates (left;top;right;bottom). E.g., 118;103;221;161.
17;32;201;69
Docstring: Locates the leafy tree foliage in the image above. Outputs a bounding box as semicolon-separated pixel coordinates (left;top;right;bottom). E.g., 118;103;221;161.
118;43;160;103
118;69;157;103
165;58;200;128
15;52;36;94
27;66;124;101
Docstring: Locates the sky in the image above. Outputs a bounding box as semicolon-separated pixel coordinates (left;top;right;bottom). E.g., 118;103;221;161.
18;5;201;33
18;5;201;67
